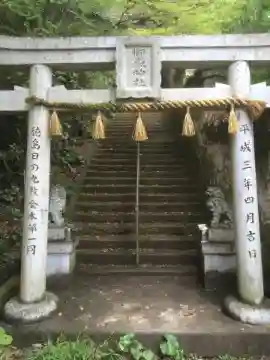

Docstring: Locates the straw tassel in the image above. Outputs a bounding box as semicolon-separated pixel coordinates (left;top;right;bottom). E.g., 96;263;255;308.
50;110;63;137
92;111;105;140
228;103;239;134
132;112;148;142
182;107;195;136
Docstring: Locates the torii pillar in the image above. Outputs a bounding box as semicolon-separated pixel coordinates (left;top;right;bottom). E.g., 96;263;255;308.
4;65;58;323
224;61;270;324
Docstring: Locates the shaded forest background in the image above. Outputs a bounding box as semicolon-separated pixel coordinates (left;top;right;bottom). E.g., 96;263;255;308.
0;0;269;261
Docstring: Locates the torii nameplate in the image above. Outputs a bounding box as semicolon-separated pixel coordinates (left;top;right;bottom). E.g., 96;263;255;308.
116;38;161;99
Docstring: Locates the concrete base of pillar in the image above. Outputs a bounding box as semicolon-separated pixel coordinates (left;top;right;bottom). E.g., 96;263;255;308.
4;291;58;324
224;295;270;325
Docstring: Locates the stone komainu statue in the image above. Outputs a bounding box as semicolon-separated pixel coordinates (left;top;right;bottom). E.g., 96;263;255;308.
205;186;233;228
48;185;66;227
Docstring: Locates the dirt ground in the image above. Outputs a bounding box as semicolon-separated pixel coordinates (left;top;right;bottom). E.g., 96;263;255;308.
4;272;270;356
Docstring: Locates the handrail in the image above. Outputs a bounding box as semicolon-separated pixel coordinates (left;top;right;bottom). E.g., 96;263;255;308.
135;142;140;266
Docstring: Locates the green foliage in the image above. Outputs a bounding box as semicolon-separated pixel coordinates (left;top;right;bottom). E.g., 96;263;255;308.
217;356;250;360
50;122;85;174
25;334;184;360
27;336;123;360
0;141;25;247
160;334;184;360
118;334;157;360
27;338;95;360
1;0;267;40
0;333;256;360
0;327;13;347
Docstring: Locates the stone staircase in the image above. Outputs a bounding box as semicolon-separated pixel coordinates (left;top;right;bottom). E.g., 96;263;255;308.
73;112;206;276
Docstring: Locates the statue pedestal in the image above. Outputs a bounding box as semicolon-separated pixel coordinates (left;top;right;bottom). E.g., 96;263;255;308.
198;225;236;289
47;225;77;277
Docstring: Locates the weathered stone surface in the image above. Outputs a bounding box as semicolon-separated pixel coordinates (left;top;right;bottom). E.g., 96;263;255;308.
48;227;65;241
205;186;233;228
225;295;270;325
202;241;234;254
20;64;52;304
2;34;270;68
203;253;236;273
47;241;76;277
208;228;234;242
116;38;161;99
49;185;66;228
199;226;236;286
47;226;76;276
1;82;269;113
4;292;58;324
8;274;270;356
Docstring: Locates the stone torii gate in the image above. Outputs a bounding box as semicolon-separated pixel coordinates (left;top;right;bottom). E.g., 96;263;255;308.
1;34;270;324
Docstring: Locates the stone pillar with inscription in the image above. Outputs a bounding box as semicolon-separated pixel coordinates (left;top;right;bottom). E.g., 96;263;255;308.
224;61;270;325
228;61;264;305
4;65;58;323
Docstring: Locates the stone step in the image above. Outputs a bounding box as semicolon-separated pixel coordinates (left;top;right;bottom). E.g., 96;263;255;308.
109;120;164;124
105;127;166;132
90;158;186;165
108;118;161;121
89;160;189;167
106;130;167;134
93;153;183;159
108;125;165;130
81;177;193;185
96;147;177;154
104;134;168;140
71;130;203;269
112;116;163;120
88;163;188;169
74;201;203;212
76;263;197;276
87;165;190;173
106;127;168;133
76;192;201;202
74;222;199;235
74;210;203;223
95;140;176;147
76;248;197;265
78;184;200;194
76;234;197;250
108;119;164;123
104;134;171;140
85;170;191;177
96;147;180;153
108;122;164;126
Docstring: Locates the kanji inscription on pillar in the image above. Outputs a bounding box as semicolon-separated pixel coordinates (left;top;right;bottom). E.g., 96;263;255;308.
116;38;161;99
25;125;42;256
239;123;260;262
